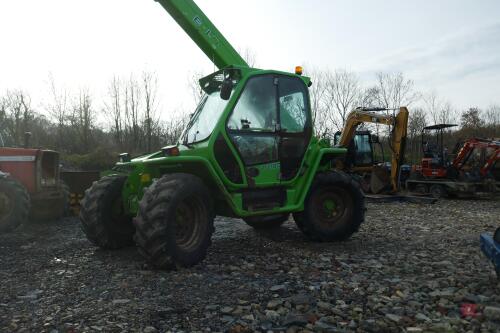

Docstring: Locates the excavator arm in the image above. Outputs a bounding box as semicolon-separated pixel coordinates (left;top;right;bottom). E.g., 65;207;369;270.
338;107;409;192
453;138;500;177
154;0;248;69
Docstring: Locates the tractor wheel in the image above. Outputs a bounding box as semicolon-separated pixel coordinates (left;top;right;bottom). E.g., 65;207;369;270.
134;174;215;269
293;171;364;241
0;175;30;233
79;176;135;249
429;184;447;198
244;214;288;229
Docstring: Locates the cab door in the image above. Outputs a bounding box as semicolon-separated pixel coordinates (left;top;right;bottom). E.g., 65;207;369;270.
277;76;312;180
226;75;281;187
224;74;311;211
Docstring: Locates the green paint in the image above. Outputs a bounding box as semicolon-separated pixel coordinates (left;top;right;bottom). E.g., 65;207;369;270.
103;0;349;219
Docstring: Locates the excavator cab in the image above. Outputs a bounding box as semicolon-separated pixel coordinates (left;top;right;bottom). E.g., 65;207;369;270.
334;130;378;169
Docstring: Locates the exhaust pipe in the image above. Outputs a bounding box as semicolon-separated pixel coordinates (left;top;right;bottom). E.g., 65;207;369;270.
24;132;32;149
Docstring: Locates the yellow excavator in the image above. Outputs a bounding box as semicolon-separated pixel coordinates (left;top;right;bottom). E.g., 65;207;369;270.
334;107;409;194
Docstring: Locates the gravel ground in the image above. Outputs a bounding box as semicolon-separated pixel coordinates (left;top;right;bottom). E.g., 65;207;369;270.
1;199;499;333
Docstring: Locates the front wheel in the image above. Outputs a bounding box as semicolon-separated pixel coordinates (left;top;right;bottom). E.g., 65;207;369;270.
134;174;215;269
0;175;30;233
79;176;135;249
294;172;365;241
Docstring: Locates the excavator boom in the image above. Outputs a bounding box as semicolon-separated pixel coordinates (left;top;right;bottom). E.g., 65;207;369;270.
338;107;409;193
155;0;248;69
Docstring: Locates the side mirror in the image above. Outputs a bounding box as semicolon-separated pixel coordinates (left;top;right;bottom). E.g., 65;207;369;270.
371;135;379;144
220;78;233;101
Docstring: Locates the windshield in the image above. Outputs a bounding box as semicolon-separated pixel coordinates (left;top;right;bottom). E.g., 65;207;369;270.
181;92;230;145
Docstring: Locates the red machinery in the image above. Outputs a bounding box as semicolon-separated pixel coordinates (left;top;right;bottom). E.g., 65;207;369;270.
0;146;68;233
407;124;500;198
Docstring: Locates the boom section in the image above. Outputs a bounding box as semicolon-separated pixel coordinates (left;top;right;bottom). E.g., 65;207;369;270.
155;0;248;69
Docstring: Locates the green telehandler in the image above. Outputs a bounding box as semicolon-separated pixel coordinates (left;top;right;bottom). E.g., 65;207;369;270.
80;0;365;269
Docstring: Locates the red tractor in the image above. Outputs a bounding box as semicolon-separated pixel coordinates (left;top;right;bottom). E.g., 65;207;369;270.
0;139;69;233
407;124;500;198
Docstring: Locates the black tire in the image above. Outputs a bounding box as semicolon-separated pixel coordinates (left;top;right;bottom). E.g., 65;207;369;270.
79;176;135;249
429;184;447;198
293;171;365;241
134;173;215;269
243;214;288;229
0;174;30;233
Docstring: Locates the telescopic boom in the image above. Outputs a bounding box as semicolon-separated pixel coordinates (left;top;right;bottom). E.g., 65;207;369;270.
154;0;248;69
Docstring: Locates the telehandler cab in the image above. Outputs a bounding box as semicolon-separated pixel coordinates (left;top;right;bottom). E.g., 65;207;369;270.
80;0;365;269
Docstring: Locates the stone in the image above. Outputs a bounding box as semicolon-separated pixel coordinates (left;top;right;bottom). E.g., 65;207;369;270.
484;306;500;320
112;299;130;305
415;313;431;322
270;285;286;292
385;313;402;323
221;306;234;314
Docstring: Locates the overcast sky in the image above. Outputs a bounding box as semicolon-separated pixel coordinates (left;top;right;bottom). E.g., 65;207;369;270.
0;0;499;123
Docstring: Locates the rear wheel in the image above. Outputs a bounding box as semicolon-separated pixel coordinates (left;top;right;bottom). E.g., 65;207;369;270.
294;172;365;241
244;214;288;229
79;176;135;249
0;175;30;233
430;184;447;198
134;174;215;269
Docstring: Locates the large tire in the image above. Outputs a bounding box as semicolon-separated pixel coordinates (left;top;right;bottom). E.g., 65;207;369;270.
244;214;289;229
293;171;365;241
0;174;30;233
79;176;135;249
134;173;215;269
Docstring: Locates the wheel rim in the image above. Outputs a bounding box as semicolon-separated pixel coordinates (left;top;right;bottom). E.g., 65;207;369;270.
174;196;206;252
312;187;350;228
0;192;13;222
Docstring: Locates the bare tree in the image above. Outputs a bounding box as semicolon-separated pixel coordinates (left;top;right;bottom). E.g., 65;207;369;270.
187;70;205;107
374;72;420;109
142;71;160;152
324;69;361;131
104;76;124;150
241;47;257;67
124;75;142;152
305;68;332;138
70;89;95;153
407;107;427;163
47;75;69;151
483;105;500;126
2;90;33;146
